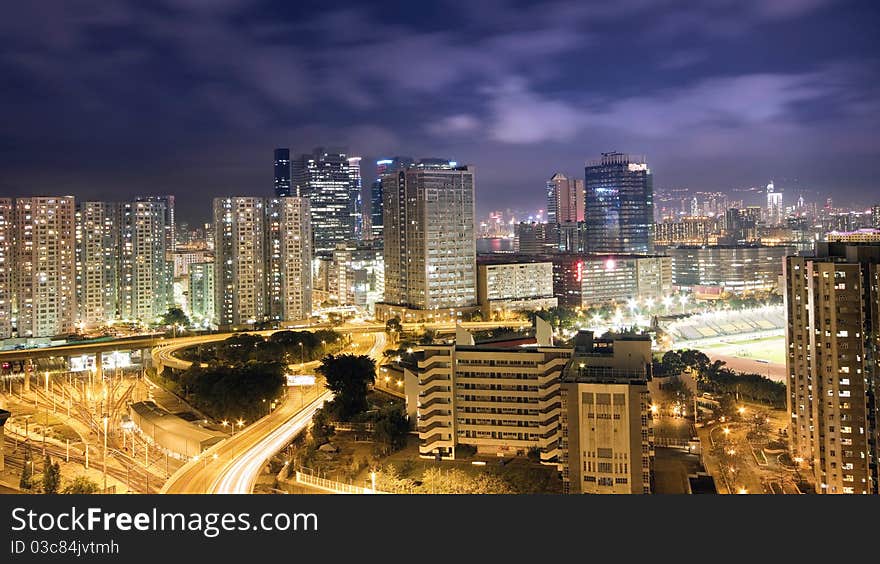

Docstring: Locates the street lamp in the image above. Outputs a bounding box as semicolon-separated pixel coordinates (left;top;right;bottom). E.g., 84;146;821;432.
299;342;304;371
102;415;109;492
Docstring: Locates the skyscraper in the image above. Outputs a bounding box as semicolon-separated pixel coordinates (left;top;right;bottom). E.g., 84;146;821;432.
14;196;77;337
188;261;215;327
118;200;169;323
766;182;783;226
370;157;414;241
274;197;312;321
785;242;880;494
292;147;363;253
213;197;268;327
546;172;584;225
0;199;12;339
376;160;478;322
584;152;654;254
274;148;291;197
75;202;119;328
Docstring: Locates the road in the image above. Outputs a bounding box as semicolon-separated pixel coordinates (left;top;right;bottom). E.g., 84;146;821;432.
163;332;387;494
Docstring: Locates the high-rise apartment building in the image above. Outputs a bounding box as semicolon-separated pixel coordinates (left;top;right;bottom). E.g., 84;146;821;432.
188;261;215;327
559;331;654;494
274;197;312;321
75;202;119;328
584;152;654;254
14;197;77;337
274;148;291;197
546;173;584;224
0;199;12;339
292;147;363;252
376;160;477;322
784;242;880;494
118;201;169;323
213;197;268;327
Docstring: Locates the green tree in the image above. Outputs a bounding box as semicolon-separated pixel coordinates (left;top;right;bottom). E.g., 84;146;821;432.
19;459;33;491
372;407;409;454
161;307;190;328
317;354;376;420
63;476;100;494
310;407;335;445
41;454;61;494
385;317;402;336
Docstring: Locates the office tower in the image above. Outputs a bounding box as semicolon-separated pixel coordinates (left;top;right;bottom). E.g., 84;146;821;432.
410;327;571;462
188;261;215;326
654;217;709;247
118;200;169;323
276;197;312;321
0;199;12;338
14;196;77;337
785;242;880;494
584;152;654;254
376;160;477;322
75;202;119;328
546;173;584;225
872;205;880;229
213;197;268;327
766;182;783;226
559;331;654;494
292;147;363;252
274;148;291;197
370;157;414;241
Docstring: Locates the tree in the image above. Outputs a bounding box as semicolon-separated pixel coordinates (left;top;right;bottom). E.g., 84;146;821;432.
161;307;190;329
317;354;376;420
63;476;100;494
310;407;335;445
372;407;409;454
41;454;61;494
385;317;402;336
19;459;33;491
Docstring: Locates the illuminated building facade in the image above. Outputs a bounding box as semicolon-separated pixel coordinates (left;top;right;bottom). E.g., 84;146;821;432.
785;242;880;494
75;201;119;328
477;257;557;316
551;254;672;308
668;244;794;293
0;199;12;338
584;153;654;254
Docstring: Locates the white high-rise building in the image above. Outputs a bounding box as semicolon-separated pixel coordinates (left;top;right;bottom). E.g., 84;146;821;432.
275;197;312;321
118;201;169;323
213;197;268;327
75;202;119;328
766;181;783;226
376;160;478;322
14;196;77;337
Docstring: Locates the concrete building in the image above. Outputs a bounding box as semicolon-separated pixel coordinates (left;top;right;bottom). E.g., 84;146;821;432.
516;222;560;254
410;325;570;462
75;202;119;328
118;200;169;323
187;261;215;327
826;228;880;244
654;217;710;247
784;242;880;494
551;253;672;308
370;157;414;241
274;196;312;322
546;172;584;224
477;256;557;317
559;331;654;494
14;196;77;337
172;249;213;278
376;160;478;322
274;147;291;197
668;244;794;293
331;241;384;313
213;197;268;328
0;199;12;338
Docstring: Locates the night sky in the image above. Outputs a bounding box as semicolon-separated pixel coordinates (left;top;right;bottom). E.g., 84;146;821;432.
2;0;879;222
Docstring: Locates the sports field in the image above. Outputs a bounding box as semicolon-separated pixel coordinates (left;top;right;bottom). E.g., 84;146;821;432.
695;335;786;365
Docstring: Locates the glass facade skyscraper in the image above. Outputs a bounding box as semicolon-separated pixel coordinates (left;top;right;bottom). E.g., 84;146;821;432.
370;157;414;241
584;152;654;254
274;148;291;197
292;147;362;253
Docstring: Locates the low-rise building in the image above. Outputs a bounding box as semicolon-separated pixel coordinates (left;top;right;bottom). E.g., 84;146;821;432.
551;253;672;308
668;244;794;293
477;256;557;317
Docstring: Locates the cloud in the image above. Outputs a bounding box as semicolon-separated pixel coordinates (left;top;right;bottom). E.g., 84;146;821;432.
427;114;481;136
486;79;586;143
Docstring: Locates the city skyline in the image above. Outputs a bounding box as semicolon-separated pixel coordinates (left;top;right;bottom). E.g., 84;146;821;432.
2;1;879;223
